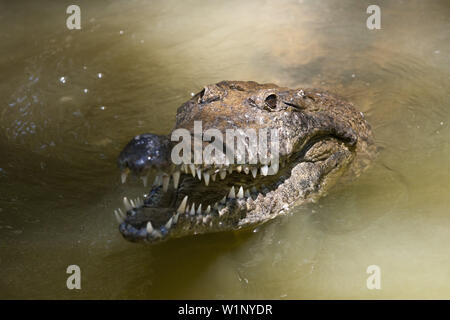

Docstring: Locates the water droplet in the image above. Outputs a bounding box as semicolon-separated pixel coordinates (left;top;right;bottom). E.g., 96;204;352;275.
83;88;89;93
97;73;103;79
59;76;66;84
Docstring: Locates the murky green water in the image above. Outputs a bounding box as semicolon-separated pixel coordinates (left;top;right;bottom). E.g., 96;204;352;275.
1;0;449;299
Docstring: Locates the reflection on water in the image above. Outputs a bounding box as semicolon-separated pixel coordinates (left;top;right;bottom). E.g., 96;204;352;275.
0;0;449;299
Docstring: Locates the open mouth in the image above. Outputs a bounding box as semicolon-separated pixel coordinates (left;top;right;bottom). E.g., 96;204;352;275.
115;156;298;243
114;131;356;244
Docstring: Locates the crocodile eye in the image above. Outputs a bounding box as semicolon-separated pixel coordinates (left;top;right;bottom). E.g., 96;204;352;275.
264;94;277;110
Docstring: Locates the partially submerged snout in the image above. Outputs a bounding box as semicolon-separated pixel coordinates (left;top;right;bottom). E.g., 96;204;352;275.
118;133;172;185
114;81;375;244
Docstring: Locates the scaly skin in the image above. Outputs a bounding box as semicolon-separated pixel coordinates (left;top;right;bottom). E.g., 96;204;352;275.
115;81;376;243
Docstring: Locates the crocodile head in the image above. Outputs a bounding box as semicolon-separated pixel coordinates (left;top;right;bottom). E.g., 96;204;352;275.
115;81;375;243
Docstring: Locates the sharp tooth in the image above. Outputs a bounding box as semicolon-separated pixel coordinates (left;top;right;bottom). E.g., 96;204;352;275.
245;189;251;198
228;186;235;199
190;203;196;215
197;169;202;180
172;171;180;189
206;205;211;214
189;164;196;177
141;175;148;187
174;213;180;223
114;210;123;223
237;186;244;198
165;217;173;229
203;172;210;186
153;175;162;186
236;165;242;173
269;162;279;175
227;167;233;174
121;170;129;184
162;175;170;192
251;167;257;178
220;170;227;180
196;204;202;215
118;208;125;219
220;196;226;204
213;202;219;210
146;221;154;233
123;197;132;211
211;173;217;182
261;165;269;176
177;196;188;213
244;166;249;174
130;199;136;208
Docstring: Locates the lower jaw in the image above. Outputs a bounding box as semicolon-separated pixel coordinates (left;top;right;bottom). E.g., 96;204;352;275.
118;186;260;242
117;163;310;243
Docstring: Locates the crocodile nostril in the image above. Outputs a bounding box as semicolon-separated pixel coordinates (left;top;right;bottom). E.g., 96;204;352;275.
265;94;277;110
199;85;222;103
193;88;206;103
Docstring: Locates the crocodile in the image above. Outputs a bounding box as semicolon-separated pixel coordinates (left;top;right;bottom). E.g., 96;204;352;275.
115;81;375;243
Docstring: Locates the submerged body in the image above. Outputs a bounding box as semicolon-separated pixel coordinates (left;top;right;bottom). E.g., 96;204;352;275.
116;81;376;243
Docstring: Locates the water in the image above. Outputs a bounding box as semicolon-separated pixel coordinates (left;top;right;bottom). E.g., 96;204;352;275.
0;0;449;299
